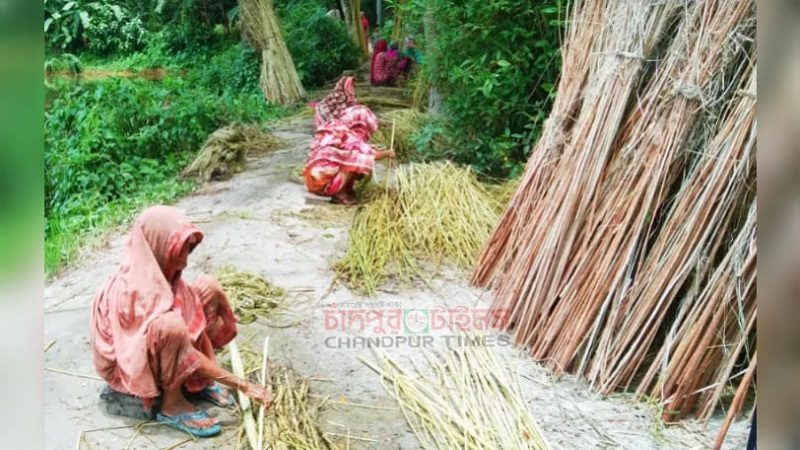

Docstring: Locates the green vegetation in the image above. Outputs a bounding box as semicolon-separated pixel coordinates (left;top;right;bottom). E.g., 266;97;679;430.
43;0;311;276
277;0;360;87
397;0;565;178
43;0;565;275
44;77;286;274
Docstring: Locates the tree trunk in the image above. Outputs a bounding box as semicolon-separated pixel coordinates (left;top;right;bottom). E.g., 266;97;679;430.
423;3;442;113
340;0;353;33
350;0;369;59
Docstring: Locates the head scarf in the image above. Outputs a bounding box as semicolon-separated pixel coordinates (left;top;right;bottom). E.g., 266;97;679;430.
91;205;207;398
314;76;356;127
370;39;388;84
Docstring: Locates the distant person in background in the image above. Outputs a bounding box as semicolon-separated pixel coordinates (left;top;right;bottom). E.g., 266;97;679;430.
402;36;423;65
371;42;400;86
370;39;388;84
396;36;422;80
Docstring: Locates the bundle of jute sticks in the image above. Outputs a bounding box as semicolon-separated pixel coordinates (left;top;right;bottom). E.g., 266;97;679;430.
239;0;306;105
362;342;550;449
472;1;756;447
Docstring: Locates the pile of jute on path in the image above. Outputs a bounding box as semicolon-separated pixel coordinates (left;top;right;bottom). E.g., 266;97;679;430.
216;266;288;325
227;342;330;450
335;161;505;295
239;0;305;104
182;124;279;181
471;1;755;447
362;341;550;449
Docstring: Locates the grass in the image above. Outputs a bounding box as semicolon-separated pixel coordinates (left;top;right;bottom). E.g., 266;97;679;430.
45;178;196;277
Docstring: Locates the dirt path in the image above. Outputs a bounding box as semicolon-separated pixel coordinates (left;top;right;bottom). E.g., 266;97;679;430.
43;84;750;449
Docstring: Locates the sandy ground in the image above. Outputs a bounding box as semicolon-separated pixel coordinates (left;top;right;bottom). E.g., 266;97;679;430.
44;86;751;449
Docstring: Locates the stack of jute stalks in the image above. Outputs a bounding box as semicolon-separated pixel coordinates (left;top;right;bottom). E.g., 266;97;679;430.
335;161;504;295
471;0;756;446
361;341;550;449
228;342;330;450
239;0;306;105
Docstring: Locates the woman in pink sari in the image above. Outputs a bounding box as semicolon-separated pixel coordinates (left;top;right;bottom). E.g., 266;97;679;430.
304;105;395;204
91;206;270;437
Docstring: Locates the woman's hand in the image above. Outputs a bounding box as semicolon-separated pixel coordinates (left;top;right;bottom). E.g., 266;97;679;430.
243;382;272;408
373;147;396;161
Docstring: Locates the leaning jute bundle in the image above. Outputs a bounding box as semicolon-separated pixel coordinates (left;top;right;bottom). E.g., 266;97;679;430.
470;1;756;446
361;340;550;449
239;0;306;105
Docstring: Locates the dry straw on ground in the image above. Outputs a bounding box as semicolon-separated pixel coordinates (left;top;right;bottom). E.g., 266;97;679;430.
216;266;300;327
228;340;330;450
335;162;504;295
362;340;550;449
182;124;279;181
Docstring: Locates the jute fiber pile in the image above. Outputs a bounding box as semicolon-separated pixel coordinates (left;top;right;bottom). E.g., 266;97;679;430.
182;124;279;181
335;161;504;295
471;1;756;446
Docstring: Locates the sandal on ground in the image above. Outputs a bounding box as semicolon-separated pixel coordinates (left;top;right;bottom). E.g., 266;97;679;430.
187;384;235;408
156;410;221;438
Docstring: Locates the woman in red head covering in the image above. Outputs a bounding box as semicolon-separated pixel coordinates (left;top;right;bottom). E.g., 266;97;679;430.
91;206;271;437
370;39;388;84
313;76;357;127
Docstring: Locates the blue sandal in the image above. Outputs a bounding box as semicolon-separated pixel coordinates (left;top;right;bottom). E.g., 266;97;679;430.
156;410;221;438
189;384;235;408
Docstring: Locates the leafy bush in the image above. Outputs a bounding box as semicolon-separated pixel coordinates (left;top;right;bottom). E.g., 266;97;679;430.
45;77;286;273
45;1;146;54
278;0;360;87
419;0;564;178
188;43;262;95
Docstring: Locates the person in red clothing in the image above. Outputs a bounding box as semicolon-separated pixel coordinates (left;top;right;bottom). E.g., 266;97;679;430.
90;206;271;437
370;39;388;84
372;42;400;86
